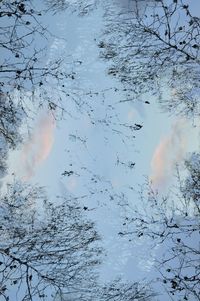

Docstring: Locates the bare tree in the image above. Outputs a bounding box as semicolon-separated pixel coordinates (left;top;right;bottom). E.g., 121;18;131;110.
181;152;200;209
0;0;97;179
0;180;158;301
119;152;200;300
0;0;144;155
0;92;23;182
1;1;56;90
96;278;156;301
0;138;8;181
0;0;80;123
99;0;200;118
45;0;99;15
0;181;102;301
0;92;23;148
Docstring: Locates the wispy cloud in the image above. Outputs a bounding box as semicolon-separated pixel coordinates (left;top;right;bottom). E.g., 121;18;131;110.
20;112;56;180
150;119;189;191
66;176;78;192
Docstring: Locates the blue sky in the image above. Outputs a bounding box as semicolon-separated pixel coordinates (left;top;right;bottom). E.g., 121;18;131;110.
3;0;200;287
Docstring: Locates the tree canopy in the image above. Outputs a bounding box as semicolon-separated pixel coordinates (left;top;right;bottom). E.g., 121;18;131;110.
0;0;199;300
0;181;156;301
99;0;200;118
119;152;200;300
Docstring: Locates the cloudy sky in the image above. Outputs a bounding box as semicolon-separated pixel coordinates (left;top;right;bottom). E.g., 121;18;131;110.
4;0;200;287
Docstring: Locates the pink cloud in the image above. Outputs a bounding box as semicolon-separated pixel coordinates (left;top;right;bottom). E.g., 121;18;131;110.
20;112;56;180
150;119;188;191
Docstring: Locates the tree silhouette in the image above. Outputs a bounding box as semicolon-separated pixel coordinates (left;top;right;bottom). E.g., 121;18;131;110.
120;152;200;300
0;180;157;301
0;92;23;180
0;181;102;301
0;92;23;148
99;0;200;118
0;0;80;127
1;1;55;90
96;278;156;301
45;0;99;15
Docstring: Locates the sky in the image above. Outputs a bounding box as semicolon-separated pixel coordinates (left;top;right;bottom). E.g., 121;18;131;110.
3;0;200;290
